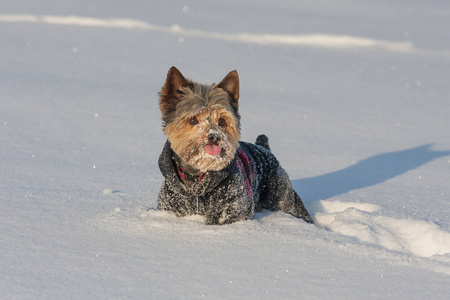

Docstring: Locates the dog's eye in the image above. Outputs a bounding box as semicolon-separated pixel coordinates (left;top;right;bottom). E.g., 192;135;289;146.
188;117;199;126
218;118;226;127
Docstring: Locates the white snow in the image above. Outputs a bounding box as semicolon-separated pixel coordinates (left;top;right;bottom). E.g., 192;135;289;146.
1;0;450;299
315;202;450;257
0;13;417;52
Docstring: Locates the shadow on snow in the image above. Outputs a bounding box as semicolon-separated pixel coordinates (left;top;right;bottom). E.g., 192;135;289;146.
292;144;450;203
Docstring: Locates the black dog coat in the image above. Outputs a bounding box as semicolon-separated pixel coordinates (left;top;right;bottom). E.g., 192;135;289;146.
157;136;313;225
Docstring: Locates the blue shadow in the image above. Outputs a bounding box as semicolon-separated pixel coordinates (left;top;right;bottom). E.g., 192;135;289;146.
292;144;450;203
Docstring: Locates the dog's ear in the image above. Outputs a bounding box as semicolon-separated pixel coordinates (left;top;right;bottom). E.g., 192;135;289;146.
159;67;189;121
161;66;188;99
218;70;239;110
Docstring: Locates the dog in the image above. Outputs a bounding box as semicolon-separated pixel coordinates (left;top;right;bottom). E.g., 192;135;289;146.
157;67;314;225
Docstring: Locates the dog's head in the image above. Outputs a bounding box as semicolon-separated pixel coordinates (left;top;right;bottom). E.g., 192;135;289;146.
159;67;241;173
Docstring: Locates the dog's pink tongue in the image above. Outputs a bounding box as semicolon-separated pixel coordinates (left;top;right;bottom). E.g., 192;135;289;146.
205;144;222;156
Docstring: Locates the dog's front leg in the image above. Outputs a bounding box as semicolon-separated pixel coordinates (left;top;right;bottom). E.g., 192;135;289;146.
205;200;253;225
204;181;254;225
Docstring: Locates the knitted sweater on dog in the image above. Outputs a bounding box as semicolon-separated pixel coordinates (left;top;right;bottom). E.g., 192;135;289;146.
157;140;281;225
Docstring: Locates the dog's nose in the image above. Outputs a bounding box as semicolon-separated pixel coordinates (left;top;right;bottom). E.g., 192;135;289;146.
207;134;220;144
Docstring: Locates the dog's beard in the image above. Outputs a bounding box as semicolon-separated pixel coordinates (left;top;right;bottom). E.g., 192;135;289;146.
169;127;239;173
184;140;238;173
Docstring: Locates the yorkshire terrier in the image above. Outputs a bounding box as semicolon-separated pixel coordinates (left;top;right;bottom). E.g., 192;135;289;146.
157;67;313;225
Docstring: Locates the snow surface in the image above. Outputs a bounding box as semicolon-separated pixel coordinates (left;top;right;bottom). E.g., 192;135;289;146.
1;0;450;299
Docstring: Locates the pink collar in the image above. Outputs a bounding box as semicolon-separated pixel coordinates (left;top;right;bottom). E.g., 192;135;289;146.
177;164;206;182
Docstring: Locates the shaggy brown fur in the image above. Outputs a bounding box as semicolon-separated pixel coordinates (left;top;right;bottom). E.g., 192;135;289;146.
159;67;241;173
